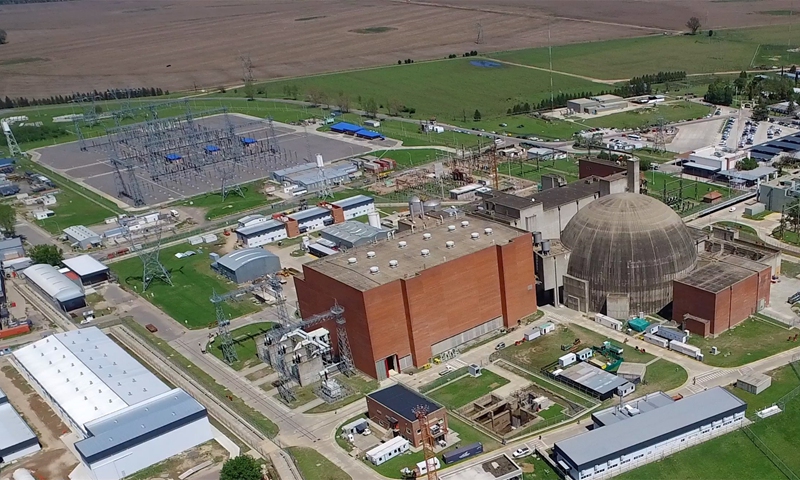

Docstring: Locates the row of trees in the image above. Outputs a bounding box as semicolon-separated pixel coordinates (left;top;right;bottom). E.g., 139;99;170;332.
3;87;168;110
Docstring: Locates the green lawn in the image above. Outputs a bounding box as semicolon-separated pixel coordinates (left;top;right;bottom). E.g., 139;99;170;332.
35;187;118;234
110;243;260;328
491;26;800;80
728;364;800;417
634;148;676;164
470;117;582;141
273;383;318;409
584;101;713;130
237;58;606;124
519;454;555;480
419;367;469;393
178;183;277;220
370;148;449;168
635;359;689;396
781;260;800;279
206;322;275;370
747;391;800;476
287;447;351;480
644;171;731;201
688;317;797;367
428;369;510;409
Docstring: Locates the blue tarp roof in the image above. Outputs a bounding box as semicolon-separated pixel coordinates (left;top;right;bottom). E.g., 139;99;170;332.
0;159;14;167
241;137;257;145
204;145;220;153
330;122;362;133
356;130;384;139
165;153;182;161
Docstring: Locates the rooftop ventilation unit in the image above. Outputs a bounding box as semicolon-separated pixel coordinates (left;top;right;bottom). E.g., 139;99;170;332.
398;241;408;248
446;241;455;249
367;251;376;258
471;232;480;240
484;228;493;235
423;233;432;240
369;266;380;274
421;249;430;257
347;257;357;264
389;260;399;268
461;220;470;228
448;225;456;232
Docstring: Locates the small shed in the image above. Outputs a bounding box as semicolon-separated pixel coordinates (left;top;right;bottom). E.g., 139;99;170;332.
469;364;482;377
617;362;647;384
576;348;593;362
540;322;555;334
628;318;650;332
33;210;54;221
64;225;102;250
188;236;203;246
702;191;723;203
558;352;576;367
202;233;218;243
524;328;541;341
340;418;368;435
737;373;771;395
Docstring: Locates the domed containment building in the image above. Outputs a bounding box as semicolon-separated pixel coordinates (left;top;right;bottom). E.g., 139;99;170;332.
560;193;698;317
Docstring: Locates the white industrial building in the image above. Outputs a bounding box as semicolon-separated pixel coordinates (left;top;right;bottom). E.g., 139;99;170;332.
289;207;334;233
62;255;110;285
23;264;86;312
63;225;102;250
237;214;269;229
366;436;410;465
11;328;213;480
554;388;746;480
0;386;40;464
235;219;288;248
331;195;375;220
682;146;746;176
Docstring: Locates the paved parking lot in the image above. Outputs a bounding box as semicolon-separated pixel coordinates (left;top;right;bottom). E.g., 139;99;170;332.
33;114;372;206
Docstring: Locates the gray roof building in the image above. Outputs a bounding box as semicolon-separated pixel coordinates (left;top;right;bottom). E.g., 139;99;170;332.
213;248;281;284
554;387;746;472
64;225;102;249
236;219;286;237
0;236;24;260
557;362;633;399
23;263;85;311
332;195;375;210
0;386;40;463
320;221;390;249
62;255;109;284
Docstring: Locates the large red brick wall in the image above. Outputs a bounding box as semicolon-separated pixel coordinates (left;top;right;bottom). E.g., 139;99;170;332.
673;271;762;337
728;275;758;331
295;234;537;377
578;159;625;179
673;282;718;335
366;396;448;447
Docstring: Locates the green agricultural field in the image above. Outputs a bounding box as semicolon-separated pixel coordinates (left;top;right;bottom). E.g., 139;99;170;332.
688;317;798;367
110;243;260;328
427;369;510;409
471;116;582;141
370;148;450;168
250;58;606;124
584;101;713;129
177;183;277;220
491;26;800;80
206;322;275;370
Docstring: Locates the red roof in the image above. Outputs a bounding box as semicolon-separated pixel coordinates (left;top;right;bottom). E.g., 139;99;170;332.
64;271;80;281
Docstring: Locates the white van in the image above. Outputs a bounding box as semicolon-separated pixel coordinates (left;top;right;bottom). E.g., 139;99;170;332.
292;189;308;197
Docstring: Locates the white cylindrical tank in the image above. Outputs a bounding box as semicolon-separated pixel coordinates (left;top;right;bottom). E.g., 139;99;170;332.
13;469;36;480
409;196;423;217
422;199;441;213
367;211;381;228
315;154;324;168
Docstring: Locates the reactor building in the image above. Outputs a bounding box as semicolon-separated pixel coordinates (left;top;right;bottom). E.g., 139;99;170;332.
294;215;537;380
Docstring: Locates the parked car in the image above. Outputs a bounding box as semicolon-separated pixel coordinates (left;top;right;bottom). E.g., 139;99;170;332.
513;447;532;459
145;324;158;333
495;342;506;350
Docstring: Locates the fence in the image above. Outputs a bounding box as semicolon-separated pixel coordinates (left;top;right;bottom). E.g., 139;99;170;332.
742;427;799;480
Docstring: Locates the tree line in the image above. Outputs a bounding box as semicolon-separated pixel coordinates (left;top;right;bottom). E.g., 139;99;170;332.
2;87;169;109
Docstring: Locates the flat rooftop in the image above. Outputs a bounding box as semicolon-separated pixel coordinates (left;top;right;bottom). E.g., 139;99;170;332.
528;178;602;210
676;261;754;293
592;391;674;427
367;384;442;422
555;387;746;470
439;454;521;480
304;215;525;291
559;362;630;395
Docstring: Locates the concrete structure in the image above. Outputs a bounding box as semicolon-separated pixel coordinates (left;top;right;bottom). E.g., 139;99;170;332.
258;327;330;386
295;216;537;379
331;195;375;220
578;157;626;180
438;454;522;480
718;167;777;187
11;328;212;480
616;363;647;384
0;386;40;464
212;248;281;284
533;238;570;306
567;98;600;114
366;384;447;448
758;175;800;212
554;388;746;480
673;256;770;337
562;193;697;316
62;255;109;285
682;147;746;176
0;237;24;261
736;373;772;395
555;362;634;400
527;147;568;161
568;95;627;114
320;221;391;249
450;184;483;201
23;264;85;312
63;226;102;250
235;219;288;248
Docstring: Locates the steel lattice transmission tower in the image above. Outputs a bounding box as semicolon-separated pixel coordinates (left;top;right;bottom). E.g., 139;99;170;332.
268;277;291;326
2;121;23;157
211;289;238;364
331;302;354;375
653;116;668;152
123;220;173;291
413;405;440;480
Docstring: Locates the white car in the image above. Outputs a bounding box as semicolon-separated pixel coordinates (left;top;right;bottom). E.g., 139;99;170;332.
729;207;736;212
513;447;532;459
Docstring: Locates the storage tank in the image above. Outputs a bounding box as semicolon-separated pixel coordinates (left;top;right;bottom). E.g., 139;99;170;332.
422;199;441;213
533;231;543;246
367;211;381;228
409;196;423;217
13;469;36;480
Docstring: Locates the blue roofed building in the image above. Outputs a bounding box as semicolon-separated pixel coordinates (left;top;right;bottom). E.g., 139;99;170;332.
12;328;213;480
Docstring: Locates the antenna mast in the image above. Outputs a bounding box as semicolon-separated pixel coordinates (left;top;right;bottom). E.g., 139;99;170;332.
413;405;439;480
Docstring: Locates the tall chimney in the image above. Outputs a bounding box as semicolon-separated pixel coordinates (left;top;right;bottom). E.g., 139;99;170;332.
627;158;640;194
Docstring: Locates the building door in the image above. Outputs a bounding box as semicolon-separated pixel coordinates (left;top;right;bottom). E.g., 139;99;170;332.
385;355;397;377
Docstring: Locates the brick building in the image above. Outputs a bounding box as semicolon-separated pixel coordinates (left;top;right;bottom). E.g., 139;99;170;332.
672;257;771;337
578;157;626;180
366;384;447;448
294;216;537;380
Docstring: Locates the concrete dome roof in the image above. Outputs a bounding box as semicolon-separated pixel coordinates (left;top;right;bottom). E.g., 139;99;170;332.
561;193;697;316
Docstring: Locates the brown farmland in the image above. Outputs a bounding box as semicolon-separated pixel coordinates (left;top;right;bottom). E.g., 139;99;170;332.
1;0;799;98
